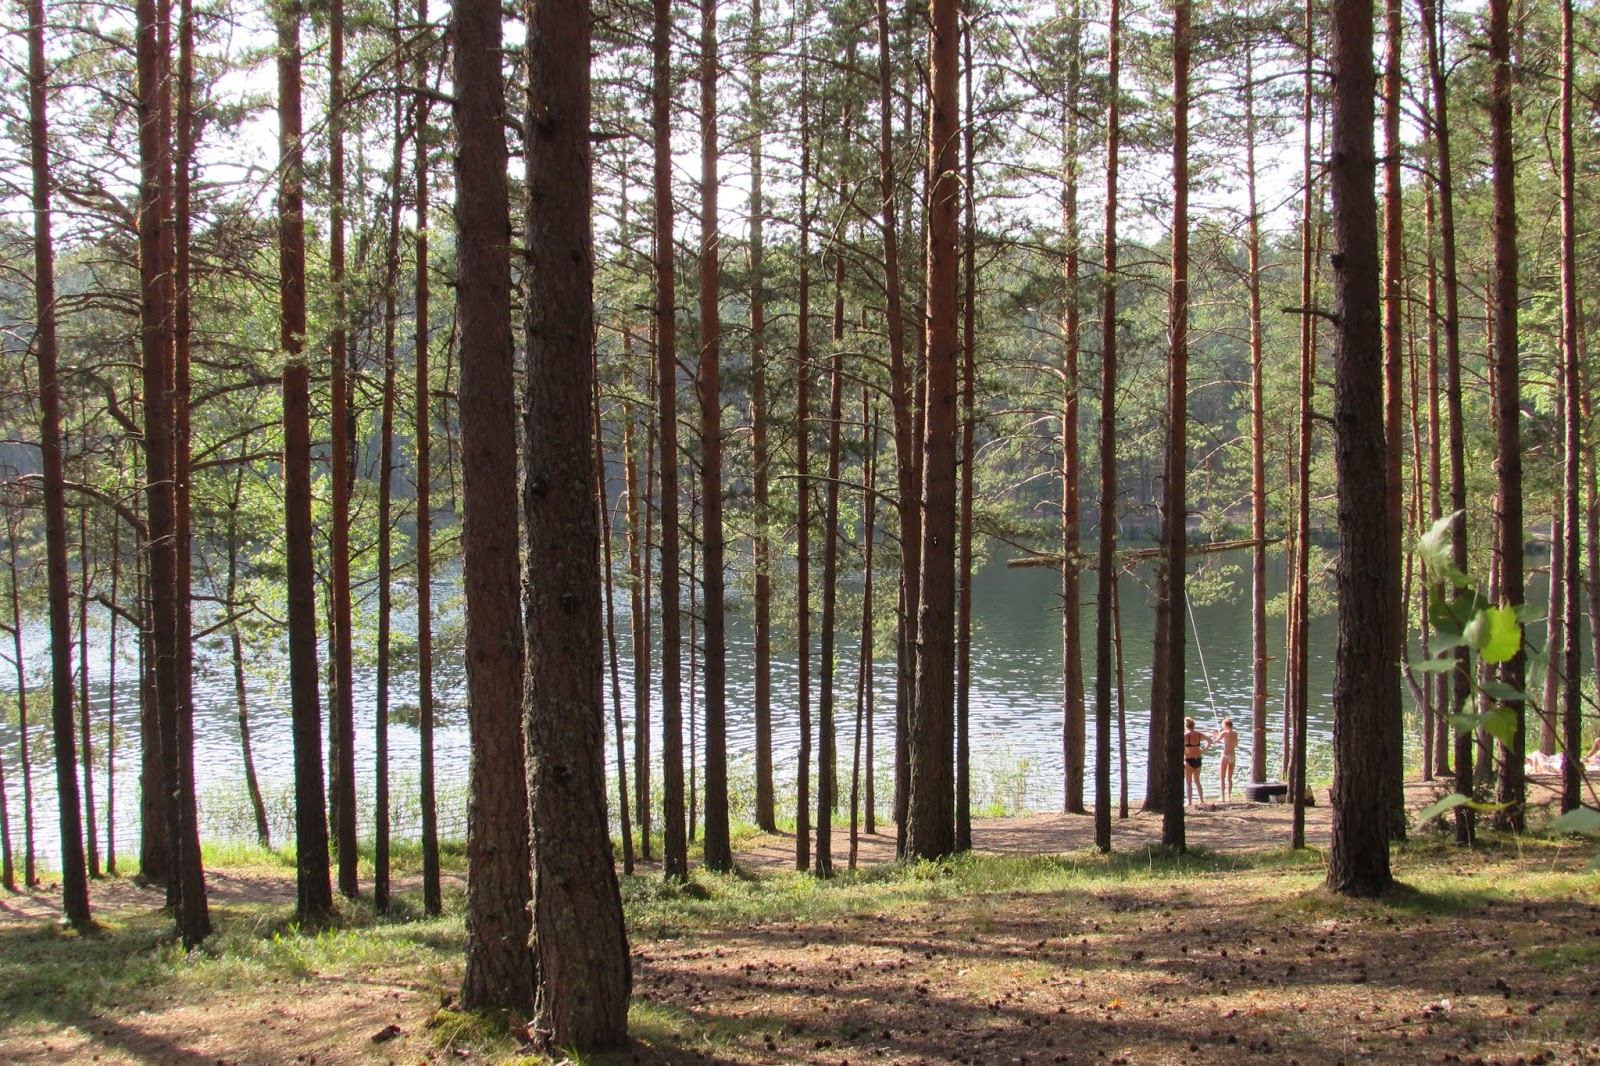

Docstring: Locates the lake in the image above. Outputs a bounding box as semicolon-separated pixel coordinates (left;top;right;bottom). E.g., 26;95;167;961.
5;543;1503;866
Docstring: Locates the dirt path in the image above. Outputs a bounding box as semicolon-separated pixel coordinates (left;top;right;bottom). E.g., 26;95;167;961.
734;777;1563;873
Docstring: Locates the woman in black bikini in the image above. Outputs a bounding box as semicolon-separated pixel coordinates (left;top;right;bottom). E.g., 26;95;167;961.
1182;717;1210;806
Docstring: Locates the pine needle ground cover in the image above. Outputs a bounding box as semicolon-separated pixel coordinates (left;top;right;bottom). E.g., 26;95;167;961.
0;821;1595;1065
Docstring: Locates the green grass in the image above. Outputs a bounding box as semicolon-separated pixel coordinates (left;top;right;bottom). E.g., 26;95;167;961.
618;844;1327;936
0;883;466;1033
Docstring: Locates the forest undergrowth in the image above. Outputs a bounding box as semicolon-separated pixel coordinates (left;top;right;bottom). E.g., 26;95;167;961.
0;818;1595;1066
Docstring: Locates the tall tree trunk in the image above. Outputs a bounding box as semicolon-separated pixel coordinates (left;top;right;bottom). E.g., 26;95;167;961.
137;0;175;898
0;641;11;889
1405;285;1429;758
1290;4;1317;851
1542;491;1562;758
327;0;358;900
1152;0;1190;850
1060;0;1086;816
77;483;98;878
1420;0;1472;844
8;511;39;886
1326;0;1393;898
1380;0;1407;840
29;0;88;927
1588;397;1600;771
374;26;404;910
170;0;209;943
1114;573;1128;818
855;399;880;854
596;361;634;874
626;389;653;859
156;0;181;915
643;367;658;857
1093;0;1121;854
414;0;441;915
1559;0;1583;814
907;0;959;861
1487;0;1525;832
136;544;162;883
795;48;813;872
278;1;333;921
956;15;976;853
455;0;534;1009
1423;174;1447;780
652;0;687;881
104;506;117;875
1245;5;1268;790
817;227;847;879
687;512;698;841
748;0;775;834
875;0;919;854
226;461;270;847
0;580;13;888
522;0;631;1042
699;0;731;872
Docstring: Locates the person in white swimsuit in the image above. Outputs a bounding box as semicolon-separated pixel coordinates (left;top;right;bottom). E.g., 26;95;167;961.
1213;718;1240;803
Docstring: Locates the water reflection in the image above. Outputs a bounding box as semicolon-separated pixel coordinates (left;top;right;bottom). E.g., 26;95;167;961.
0;546;1405;862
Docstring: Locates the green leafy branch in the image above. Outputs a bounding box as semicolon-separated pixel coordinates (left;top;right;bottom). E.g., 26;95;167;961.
1412;513;1600;852
1411;512;1520;826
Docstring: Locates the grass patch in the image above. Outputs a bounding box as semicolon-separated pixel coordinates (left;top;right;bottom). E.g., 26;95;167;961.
0;887;466;1036
619;844;1329;937
1528;940;1600;974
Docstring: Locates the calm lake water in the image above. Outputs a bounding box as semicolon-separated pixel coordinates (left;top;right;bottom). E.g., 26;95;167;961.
7;543;1515;866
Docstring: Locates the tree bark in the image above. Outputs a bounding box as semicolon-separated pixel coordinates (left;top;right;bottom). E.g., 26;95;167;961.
327;0;359;900
1380;0;1407;841
1060;0;1086;816
1419;0;1473;844
652;0;687;880
77;474;98;878
818;222;848;878
8;509;39;885
795;46;813;873
748;0;775;834
28;0;90;927
1154;0;1190;849
906;0;960;861
374;20;405;910
170;0;209;943
1326;0;1393;898
956;15;976;854
876;0;919;855
277;2;333;922
415;0;442;915
1245;6;1268;790
226;460;270;848
1559;0;1583;814
855;398;881;854
699;0;731;872
626;389;653;858
1487;0;1525;832
138;0;177;900
1291;4;1317;851
1093;0;1121;855
455;0;534;1010
1423;175;1447;780
522;0;632;1042
1543;494;1562;758
596;357;634;874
